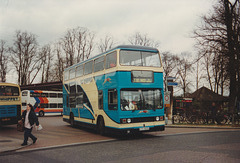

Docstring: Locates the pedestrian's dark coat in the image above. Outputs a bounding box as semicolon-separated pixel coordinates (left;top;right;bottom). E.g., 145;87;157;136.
22;110;39;126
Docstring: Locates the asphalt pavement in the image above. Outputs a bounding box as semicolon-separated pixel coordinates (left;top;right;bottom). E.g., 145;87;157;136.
1;124;240;155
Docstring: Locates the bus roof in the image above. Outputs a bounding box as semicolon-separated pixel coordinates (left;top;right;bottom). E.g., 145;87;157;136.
0;82;19;87
114;45;159;52
65;45;159;71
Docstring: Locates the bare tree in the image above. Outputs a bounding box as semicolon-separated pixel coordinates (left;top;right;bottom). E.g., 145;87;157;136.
128;32;159;48
193;1;229;94
223;0;240;120
9;30;42;85
175;53;193;97
52;41;65;81
161;51;178;91
61;27;95;67
98;35;115;53
39;44;54;83
0;40;8;82
193;0;240;124
194;53;206;91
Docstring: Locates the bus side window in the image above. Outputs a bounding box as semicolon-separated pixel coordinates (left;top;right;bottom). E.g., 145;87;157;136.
41;93;48;97
22;91;28;96
58;93;63;98
76;65;84;77
30;92;41;97
40;103;48;108
108;89;117;110
106;51;117;69
69;68;76;79
98;90;103;110
67;96;69;108
84;60;93;75
64;70;69;81
94;56;105;72
50;103;57;108
58;103;63;108
50;93;57;98
69;83;76;108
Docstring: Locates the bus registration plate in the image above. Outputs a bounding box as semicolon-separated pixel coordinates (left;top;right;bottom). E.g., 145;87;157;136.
139;127;149;131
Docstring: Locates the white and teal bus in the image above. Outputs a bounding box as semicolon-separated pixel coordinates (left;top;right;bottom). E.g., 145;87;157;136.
63;45;165;134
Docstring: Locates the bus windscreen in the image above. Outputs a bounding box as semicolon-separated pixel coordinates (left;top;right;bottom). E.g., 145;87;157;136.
119;50;161;67
0;86;19;96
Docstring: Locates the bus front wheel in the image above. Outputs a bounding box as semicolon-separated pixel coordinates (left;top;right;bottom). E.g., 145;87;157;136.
39;111;44;117
97;117;105;135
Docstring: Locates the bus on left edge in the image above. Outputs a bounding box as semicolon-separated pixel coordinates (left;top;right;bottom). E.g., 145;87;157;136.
0;83;21;125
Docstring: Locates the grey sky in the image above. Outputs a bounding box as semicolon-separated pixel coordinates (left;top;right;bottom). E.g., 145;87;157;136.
1;0;215;55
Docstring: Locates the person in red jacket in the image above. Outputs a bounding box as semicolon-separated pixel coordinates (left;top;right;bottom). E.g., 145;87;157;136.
21;104;39;146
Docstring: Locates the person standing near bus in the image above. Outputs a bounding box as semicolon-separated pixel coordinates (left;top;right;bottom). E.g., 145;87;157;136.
21;104;39;146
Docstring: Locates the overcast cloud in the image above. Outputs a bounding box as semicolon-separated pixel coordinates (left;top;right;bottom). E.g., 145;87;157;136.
0;0;215;55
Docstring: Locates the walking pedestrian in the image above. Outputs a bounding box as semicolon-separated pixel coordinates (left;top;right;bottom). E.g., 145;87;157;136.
21;104;39;146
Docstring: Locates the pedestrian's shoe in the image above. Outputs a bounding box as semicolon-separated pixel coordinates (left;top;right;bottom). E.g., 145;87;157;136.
21;143;27;146
33;138;37;144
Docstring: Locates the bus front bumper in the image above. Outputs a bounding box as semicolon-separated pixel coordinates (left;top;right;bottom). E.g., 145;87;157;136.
0;117;19;125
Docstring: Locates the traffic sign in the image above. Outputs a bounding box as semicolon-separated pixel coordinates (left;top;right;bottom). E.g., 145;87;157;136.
167;82;178;86
167;77;176;80
164;91;170;105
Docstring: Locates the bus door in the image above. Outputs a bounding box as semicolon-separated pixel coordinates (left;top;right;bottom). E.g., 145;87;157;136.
80;93;94;120
105;89;119;123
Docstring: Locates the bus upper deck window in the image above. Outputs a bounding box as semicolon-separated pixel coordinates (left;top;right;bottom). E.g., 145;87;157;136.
41;93;48;97
84;61;93;75
64;71;69;81
120;50;161;67
76;65;84;77
69;69;76;79
49;93;57;98
94;56;105;72
22;91;28;96
106;51;117;69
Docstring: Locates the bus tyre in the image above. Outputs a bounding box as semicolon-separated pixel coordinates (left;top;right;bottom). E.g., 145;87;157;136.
70;113;75;127
39;111;44;117
97;117;105;135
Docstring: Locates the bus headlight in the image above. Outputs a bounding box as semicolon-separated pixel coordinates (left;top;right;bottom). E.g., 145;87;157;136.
156;117;160;121
127;118;131;123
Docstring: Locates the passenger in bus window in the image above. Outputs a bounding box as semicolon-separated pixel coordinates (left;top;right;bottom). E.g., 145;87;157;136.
110;63;116;68
124;100;134;110
129;100;134;110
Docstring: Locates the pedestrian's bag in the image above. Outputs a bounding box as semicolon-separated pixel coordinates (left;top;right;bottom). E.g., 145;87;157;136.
36;124;43;131
17;120;24;132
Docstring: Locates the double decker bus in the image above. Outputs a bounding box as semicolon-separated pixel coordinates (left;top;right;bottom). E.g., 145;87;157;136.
63;45;165;134
21;90;63;117
0;83;21;125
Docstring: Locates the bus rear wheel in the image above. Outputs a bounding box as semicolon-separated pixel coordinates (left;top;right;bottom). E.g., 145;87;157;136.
97;117;105;135
39;111;44;117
